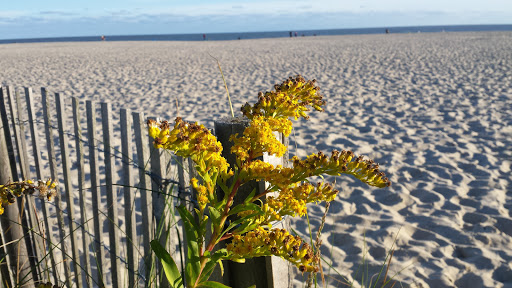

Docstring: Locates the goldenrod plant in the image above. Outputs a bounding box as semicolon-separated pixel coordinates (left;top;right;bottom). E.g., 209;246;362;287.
148;75;391;288
0;179;57;215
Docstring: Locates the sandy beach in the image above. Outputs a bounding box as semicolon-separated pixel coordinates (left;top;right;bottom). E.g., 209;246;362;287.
1;32;512;287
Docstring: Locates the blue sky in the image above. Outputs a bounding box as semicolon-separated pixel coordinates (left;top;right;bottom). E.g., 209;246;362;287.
1;0;511;39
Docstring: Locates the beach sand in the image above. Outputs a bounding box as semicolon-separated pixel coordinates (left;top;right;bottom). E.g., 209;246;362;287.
1;32;512;287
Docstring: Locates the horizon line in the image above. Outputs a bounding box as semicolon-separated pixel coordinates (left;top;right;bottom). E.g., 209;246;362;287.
1;23;512;42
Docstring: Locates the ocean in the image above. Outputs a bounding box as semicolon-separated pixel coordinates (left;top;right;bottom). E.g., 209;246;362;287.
1;24;511;44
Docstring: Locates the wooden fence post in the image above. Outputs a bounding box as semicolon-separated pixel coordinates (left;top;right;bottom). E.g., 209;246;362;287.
214;117;293;288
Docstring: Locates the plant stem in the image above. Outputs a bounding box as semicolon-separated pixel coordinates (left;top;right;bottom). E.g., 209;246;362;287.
208;53;234;118
205;178;242;252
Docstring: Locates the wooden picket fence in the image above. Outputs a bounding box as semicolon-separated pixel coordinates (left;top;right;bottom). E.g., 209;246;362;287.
0;86;196;287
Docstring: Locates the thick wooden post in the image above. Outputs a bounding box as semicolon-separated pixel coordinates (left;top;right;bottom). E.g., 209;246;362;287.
214;117;293;288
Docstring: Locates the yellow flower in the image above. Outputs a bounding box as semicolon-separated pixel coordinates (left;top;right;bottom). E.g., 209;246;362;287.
230;116;288;162
291;150;391;188
148;117;232;180
0;179;58;215
241;75;325;120
191;178;208;212
226;227;319;273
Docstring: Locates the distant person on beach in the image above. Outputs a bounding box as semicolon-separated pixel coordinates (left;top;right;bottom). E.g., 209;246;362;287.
290;31;292;38
295;32;298;37
385;29;389;34
101;35;106;41
203;34;206;40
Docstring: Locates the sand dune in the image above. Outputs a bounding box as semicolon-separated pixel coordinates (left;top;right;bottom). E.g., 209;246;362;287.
1;32;512;287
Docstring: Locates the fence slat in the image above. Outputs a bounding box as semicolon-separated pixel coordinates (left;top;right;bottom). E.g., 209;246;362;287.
9;88;30;181
0;107;16;286
133;112;154;284
101;102;123;288
72;97;92;287
55;93;83;288
26;87;59;285
14;87;45;282
0;87;18;181
42;88;72;287
85;100;105;286
120;108;138;287
4;86;41;285
149;123;173;287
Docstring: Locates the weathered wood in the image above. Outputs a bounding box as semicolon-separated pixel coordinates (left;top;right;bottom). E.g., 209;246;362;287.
0;87;18;180
9;88;30;181
0;107;17;287
42;88;72;287
176;155;195;281
0;86;36;288
177;157;192;211
14;87;45;282
55;93;83;288
5;86;41;285
148;118;173;287
120;108;138;287
72;97;92;286
214;117;293;288
261;132;293;288
25;87;58;285
100;102;123;288
132;111;154;284
85;100;105;286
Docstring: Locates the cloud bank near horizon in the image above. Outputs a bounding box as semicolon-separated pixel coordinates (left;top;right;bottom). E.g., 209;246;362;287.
1;7;511;39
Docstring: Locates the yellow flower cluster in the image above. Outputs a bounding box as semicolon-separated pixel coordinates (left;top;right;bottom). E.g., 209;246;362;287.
241;75;325;120
191;178;208;212
148;117;231;179
238;181;339;226
230;116;291;162
226;227;319;273
268;182;339;217
241;151;390;188
0;179;58;215
291;150;391;188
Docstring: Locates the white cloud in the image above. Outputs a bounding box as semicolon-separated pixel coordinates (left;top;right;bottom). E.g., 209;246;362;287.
1;1;511;39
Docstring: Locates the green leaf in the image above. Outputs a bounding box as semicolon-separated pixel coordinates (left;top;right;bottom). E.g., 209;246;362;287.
231;258;246;263
208;206;222;223
244;188;257;203
198;249;229;283
178;205;201;286
224;211;262;235
208;206;222;237
198;259;219;283
214;197;228;211
218;258;224;276
227;202;261;216
150;240;183;288
198;281;231;288
178;205;199;231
